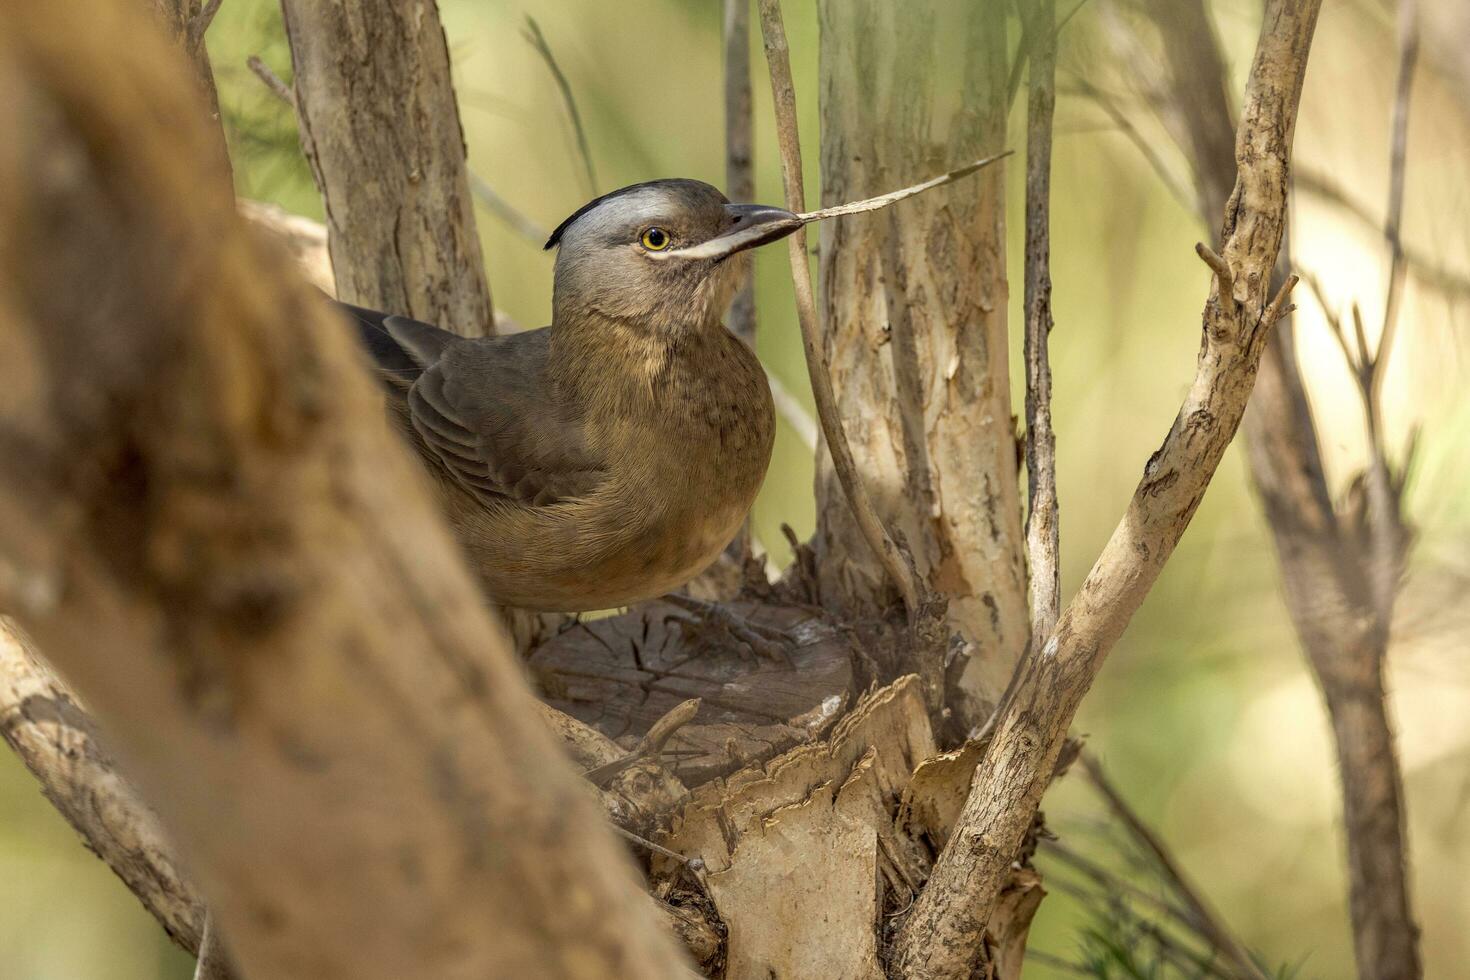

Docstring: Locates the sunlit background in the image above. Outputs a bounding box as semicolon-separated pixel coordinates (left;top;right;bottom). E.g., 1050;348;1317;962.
2;1;1467;977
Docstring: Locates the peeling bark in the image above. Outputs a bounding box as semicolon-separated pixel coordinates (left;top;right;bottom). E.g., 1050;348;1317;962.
815;0;1025;723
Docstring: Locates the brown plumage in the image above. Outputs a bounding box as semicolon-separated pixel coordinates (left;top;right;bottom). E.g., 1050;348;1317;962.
341;179;796;611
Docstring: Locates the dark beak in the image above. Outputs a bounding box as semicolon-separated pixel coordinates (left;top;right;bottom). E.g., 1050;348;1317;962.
666;203;803;262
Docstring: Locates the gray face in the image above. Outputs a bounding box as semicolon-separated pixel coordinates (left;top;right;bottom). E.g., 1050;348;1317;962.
546;179;799;333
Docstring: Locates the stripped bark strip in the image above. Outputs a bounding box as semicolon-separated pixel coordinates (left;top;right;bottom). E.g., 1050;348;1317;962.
890;2;1320;974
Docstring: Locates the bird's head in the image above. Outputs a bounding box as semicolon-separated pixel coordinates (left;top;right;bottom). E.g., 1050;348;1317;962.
545;179;800;333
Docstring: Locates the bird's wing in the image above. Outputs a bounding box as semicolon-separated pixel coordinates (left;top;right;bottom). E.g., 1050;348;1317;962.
398;323;607;508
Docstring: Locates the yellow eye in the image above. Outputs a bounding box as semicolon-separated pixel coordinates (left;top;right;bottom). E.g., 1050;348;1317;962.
640;227;671;251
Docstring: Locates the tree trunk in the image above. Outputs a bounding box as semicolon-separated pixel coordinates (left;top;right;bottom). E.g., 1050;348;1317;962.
0;6;689;978
815;0;1025;726
279;0;495;338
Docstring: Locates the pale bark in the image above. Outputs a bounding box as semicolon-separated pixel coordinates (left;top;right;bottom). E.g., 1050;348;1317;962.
815;0;1026;723
1022;0;1060;646
890;2;1319;974
0;627;205;949
0;5;690;978
279;0;494;338
1129;3;1422;975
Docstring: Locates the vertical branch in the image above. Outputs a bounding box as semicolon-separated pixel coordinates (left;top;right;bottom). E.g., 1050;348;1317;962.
1022;0;1061;644
890;2;1319;973
724;0;757;351
280;0;494;338
1365;0;1419;621
724;0;757;564
754;0;922;620
523;16;598;196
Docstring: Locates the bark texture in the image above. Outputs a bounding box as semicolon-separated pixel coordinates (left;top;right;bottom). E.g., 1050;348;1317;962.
815;0;1025;720
0;627;205;949
0;6;689;978
1134;3;1422;975
890;2;1321;974
279;0;494;338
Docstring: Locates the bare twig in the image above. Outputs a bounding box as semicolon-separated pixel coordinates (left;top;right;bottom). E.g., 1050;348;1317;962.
466;170;549;246
583;698;701;786
1065;74;1197;213
724;0;757;564
523;16;597;195
1079;755;1268;980
765;368;819;451
187;0;225;51
246;55;293;107
245;54;547;250
724;0;756;349
1374;0;1419;404
754;0;922;619
890;3;1320;973
1023;0;1061;645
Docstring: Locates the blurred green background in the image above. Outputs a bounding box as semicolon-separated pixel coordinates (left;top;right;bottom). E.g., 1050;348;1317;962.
3;1;1468;977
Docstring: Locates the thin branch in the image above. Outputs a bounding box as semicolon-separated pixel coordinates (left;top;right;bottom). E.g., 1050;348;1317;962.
1023;0;1061;644
891;3;1320;972
724;0;756;348
724;0;757;564
1374;0;1419;402
583;698;700;786
1295;169;1470;303
1079;755;1269;980
187;0;225;52
523;16;597;195
246;55;293;107
754;0;923;619
765;368;819;451
246;55;547;248
1065;74;1197;214
466;170;550;246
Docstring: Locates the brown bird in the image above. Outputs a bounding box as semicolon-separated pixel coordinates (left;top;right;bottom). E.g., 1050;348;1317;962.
342;179;802;611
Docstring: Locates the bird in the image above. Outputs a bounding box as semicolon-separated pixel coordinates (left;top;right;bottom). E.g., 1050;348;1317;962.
340;179;803;613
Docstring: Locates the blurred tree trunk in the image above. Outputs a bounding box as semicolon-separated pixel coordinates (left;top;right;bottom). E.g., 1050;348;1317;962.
279;0;494;338
0;5;690;978
815;0;1025;727
1131;2;1422;975
145;0;231;181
